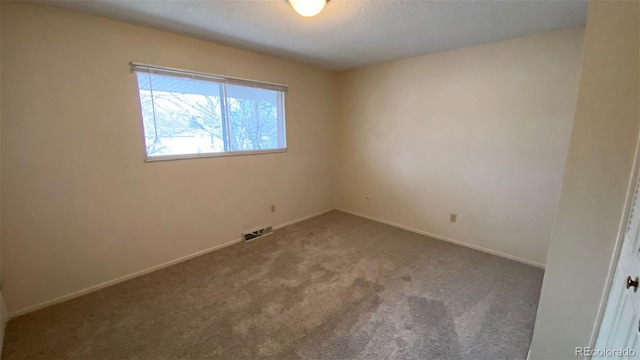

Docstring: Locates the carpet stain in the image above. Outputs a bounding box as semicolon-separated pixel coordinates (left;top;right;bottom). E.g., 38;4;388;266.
407;296;463;359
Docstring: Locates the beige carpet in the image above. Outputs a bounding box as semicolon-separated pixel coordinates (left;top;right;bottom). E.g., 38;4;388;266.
2;210;543;359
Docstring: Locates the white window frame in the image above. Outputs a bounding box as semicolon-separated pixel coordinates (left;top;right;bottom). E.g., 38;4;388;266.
131;62;288;162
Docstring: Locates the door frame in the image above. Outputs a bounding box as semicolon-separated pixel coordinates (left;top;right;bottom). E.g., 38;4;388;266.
590;127;640;347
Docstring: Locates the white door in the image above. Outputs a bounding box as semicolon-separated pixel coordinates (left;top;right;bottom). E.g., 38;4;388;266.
595;173;640;358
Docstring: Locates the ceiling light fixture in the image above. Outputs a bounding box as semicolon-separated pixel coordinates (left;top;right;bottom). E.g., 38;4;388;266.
288;0;328;17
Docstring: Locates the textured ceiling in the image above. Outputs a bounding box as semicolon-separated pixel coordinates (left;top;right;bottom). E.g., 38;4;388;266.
31;0;589;71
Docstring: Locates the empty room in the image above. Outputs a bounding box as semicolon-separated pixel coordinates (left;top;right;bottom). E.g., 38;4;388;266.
0;0;638;359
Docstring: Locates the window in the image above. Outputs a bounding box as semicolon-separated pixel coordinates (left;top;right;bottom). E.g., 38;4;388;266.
132;63;287;161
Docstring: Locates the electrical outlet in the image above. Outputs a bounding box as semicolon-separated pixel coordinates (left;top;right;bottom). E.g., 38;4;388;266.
450;214;457;223
271;205;276;213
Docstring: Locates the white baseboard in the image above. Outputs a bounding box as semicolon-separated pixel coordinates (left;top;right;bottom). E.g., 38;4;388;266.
9;207;540;318
9;208;335;318
336;208;546;269
9;238;242;318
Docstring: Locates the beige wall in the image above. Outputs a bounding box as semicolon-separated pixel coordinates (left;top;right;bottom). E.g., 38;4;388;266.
0;2;337;314
334;29;585;266
529;1;640;358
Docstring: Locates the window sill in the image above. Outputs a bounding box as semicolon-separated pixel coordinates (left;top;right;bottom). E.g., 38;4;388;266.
144;148;288;162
